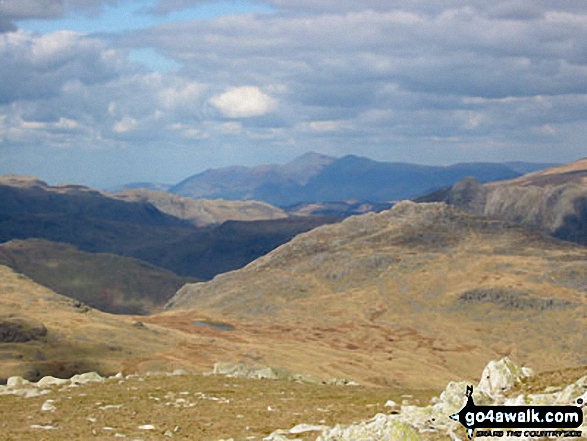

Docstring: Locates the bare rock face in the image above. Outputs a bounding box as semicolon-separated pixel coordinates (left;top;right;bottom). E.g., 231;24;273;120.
436;159;587;246
477;357;534;399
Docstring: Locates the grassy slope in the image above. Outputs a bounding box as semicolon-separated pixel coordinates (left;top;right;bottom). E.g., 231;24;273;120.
0;373;435;441
0;264;215;383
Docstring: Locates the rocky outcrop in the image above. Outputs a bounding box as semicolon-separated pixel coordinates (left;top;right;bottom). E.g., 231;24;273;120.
0;371;107;397
211;362;358;386
265;357;587;441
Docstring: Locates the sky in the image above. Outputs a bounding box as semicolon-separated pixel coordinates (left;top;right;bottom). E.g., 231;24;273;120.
1;0;587;188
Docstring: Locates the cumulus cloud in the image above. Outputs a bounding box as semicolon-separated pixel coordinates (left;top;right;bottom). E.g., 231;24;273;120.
209;86;277;118
0;30;125;104
3;0;587;185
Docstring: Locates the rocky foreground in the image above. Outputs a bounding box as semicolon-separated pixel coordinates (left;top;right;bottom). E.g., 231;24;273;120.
265;357;587;441
0;357;585;440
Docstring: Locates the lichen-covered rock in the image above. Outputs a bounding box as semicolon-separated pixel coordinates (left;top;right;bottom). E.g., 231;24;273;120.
477;357;533;399
69;372;104;384
264;357;554;441
37;376;69;387
7;376;31;388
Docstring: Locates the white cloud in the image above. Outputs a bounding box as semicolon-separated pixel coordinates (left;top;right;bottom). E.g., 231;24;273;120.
56;117;79;129
209;86;277;118
112;117;138;133
303;120;354;132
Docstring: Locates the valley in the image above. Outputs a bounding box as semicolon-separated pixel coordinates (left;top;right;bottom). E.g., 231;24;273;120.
0;158;585;440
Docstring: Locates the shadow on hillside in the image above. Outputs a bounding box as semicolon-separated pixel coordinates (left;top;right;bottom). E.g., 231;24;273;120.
553;196;587;246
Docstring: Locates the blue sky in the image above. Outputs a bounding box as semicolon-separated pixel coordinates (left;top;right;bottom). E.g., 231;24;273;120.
1;0;587;187
17;1;274;34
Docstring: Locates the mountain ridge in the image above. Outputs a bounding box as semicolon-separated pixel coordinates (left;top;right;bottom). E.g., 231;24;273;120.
165;153;557;206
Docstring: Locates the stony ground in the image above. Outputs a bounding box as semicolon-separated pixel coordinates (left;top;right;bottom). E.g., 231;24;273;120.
0;372;436;441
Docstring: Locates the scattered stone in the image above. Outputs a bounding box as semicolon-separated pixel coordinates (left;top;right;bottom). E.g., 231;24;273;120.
24;388;51;398
138;425;155;430
212;361;356;385
289;423;329;434
384;400;397;407
70;372;104;385
41;399;56;412
37;376;69;387
99;404;123;410
7;376;31;388
30;424;58;430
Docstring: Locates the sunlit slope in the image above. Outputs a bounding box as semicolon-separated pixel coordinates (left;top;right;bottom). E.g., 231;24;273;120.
114;189;288;227
0;264;206;382
165;202;587;388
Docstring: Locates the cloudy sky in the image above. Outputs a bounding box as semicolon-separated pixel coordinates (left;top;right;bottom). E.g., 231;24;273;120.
1;0;587;187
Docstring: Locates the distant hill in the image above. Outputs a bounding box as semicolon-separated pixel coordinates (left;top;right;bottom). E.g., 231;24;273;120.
419;158;587;246
170;152;335;200
136;216;339;279
165;202;587;388
167;153;556;206
0;239;197;315
114;189;287;227
0;176;335;279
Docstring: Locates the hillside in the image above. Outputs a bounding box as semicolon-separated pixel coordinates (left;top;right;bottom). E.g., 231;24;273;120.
114;189;287;227
0;239;196;315
167;153;555;206
164;202;587;389
424;158;587;245
136;216;339;279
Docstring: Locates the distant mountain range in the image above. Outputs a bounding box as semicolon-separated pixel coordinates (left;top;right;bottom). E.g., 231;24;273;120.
152;153;556;206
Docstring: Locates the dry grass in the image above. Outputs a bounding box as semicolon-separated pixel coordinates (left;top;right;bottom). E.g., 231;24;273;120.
0;373;435;441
